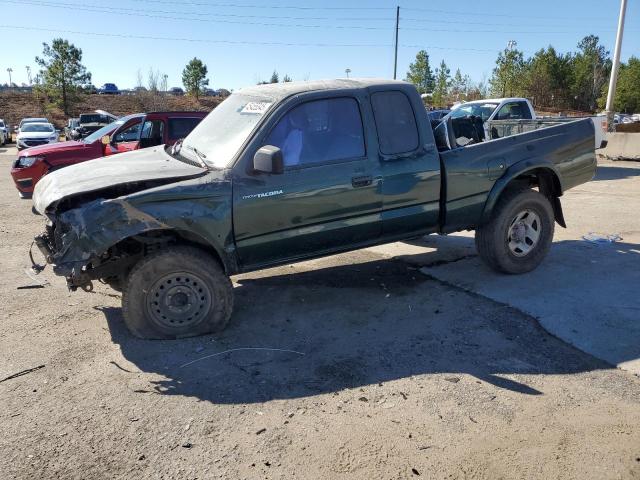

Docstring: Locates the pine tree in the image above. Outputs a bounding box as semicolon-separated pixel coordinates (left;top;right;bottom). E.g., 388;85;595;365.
432;60;450;107
35;38;91;115
405;50;435;94
182;58;209;98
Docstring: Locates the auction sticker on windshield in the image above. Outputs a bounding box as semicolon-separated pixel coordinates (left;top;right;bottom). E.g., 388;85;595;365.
241;102;272;114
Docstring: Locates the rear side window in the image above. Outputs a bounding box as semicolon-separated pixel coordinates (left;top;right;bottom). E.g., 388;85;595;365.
495;102;532;120
168;117;202;140
371;91;419;155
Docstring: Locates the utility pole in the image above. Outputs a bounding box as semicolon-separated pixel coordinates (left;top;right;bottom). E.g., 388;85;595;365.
605;0;628;132
6;68;12;86
393;6;399;80
25;66;31;85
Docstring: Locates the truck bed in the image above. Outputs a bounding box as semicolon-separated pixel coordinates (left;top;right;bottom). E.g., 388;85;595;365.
440;118;596;233
487;117;606;149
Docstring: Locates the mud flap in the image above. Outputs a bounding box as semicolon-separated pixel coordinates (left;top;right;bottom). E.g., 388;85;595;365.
552;196;566;228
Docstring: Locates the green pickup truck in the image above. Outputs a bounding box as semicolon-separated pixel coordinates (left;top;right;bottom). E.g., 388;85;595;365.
32;79;596;339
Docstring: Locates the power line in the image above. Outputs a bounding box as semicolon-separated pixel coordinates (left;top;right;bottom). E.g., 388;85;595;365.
5;0;624;36
0;0;395;21
113;0;391;10
2;0;393;30
402;6;606;22
0;24;505;53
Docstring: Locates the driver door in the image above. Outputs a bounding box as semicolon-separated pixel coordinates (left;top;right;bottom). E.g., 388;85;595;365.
104;119;142;155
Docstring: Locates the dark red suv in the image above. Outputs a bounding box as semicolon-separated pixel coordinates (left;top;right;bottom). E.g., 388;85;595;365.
11;111;207;197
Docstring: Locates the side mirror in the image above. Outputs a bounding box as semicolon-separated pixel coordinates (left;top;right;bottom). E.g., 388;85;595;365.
101;135;111;145
253;145;284;174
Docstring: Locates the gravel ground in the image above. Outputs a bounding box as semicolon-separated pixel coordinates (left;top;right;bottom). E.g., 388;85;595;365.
1;147;639;480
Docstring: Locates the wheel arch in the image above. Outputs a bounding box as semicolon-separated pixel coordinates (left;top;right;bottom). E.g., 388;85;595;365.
107;227;237;276
481;160;566;228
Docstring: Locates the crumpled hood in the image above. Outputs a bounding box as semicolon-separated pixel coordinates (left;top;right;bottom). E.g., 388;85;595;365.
33;147;207;214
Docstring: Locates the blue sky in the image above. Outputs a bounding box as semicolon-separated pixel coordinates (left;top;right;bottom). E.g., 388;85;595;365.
1;0;639;90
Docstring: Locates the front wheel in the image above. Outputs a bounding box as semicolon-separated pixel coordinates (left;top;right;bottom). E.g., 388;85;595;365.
122;246;233;339
475;189;555;274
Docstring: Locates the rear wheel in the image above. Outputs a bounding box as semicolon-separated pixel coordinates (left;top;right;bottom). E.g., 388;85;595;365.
475;189;554;274
122;246;233;339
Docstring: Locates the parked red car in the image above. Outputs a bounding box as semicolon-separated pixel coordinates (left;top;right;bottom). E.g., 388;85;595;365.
11;111;207;198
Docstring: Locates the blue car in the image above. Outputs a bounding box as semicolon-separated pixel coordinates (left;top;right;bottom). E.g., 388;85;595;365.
99;83;119;95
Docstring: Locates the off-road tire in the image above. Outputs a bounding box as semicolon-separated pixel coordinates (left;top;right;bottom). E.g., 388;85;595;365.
475;188;554;274
122;246;233;339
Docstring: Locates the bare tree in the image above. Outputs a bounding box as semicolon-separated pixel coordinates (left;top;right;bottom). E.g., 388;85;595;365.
136;69;144;89
148;68;160;92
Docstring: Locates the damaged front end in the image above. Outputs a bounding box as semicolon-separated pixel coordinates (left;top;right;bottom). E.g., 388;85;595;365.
30;148;234;292
34;193;170;291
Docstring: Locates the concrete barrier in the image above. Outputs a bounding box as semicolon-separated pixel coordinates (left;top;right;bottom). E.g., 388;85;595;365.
600;132;640;160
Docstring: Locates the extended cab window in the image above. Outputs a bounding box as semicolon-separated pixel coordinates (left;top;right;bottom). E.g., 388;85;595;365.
168;118;201;140
371;91;419;155
265;97;365;168
140;119;164;147
495;102;532;120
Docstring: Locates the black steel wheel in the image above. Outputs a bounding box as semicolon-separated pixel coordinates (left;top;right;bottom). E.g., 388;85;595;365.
122;246;233;339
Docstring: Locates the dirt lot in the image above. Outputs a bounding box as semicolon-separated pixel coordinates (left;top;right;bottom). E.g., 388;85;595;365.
1;146;639;480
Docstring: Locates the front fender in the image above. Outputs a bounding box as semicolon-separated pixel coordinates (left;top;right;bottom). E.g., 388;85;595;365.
52;193;236;274
480;158;563;225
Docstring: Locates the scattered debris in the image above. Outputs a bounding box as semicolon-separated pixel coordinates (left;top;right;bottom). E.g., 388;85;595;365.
0;364;45;383
358;396;368;402
582;232;622;244
400;392;408;400
256;428;267;435
181;443;192;449
180;347;305;368
138;455;146;461
444;376;460;384
412;467;421;476
109;361;134;373
17;284;45;290
469;416;478;424
418;446;432;451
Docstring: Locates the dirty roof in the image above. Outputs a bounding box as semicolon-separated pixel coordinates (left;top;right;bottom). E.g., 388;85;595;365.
236;78;409;100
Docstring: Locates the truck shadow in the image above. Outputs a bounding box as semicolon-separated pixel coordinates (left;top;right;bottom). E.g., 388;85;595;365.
99;245;615;405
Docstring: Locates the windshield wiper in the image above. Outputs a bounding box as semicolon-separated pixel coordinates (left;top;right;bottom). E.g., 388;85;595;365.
184;144;211;170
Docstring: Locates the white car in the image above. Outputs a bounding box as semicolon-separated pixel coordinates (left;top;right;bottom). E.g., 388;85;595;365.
16;122;58;151
0;119;9;145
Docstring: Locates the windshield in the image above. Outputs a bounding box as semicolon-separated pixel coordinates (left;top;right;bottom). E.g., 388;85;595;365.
449;102;499;122
181;94;274;168
83;119;126;143
22;123;54;133
21;119;46;127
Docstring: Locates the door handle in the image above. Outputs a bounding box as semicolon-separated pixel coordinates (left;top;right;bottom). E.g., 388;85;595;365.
351;175;373;188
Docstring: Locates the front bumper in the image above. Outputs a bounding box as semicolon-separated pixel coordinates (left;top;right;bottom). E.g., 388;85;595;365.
11;160;48;196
